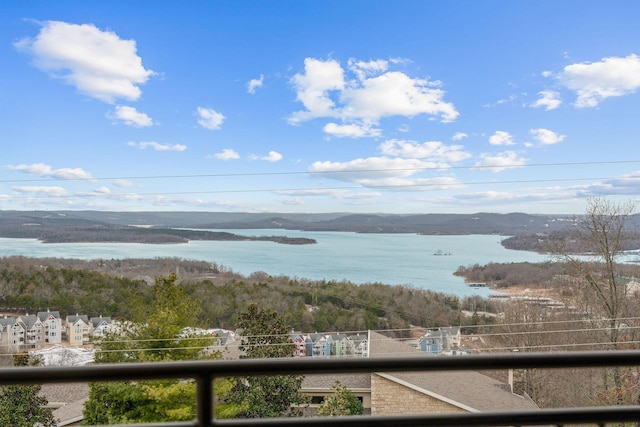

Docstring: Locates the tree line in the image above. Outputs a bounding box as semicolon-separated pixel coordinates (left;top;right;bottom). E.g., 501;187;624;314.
0;256;497;334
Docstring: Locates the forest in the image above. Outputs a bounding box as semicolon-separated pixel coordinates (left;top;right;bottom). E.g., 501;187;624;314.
0;256;496;335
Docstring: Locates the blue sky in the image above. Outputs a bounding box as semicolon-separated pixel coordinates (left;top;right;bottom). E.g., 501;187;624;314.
2;1;640;214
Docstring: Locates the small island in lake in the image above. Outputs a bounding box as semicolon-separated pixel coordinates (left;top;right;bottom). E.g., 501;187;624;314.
0;213;316;245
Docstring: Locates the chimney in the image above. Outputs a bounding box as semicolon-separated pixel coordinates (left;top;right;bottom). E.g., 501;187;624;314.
508;349;526;395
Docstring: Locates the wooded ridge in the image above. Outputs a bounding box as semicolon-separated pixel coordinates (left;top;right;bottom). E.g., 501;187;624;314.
0;212;315;245
0;256;494;335
2;210;640;251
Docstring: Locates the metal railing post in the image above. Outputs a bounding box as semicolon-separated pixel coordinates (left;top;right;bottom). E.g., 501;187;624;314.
2;351;640;426
196;374;213;427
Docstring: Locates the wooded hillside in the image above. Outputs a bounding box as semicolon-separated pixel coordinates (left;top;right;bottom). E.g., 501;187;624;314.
0;256;496;335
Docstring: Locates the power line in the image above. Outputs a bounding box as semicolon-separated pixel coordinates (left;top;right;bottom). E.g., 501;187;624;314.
3;159;640;184
476;339;640;353
49;320;640;354
3;176;630;201
459;316;640;330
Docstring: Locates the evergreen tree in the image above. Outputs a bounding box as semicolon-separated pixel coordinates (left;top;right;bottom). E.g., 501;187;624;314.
316;381;364;416
0;353;56;427
224;303;309;418
83;274;217;424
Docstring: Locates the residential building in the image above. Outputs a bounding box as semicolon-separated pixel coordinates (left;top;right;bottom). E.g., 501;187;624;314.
89;315;112;338
419;327;461;355
38;310;62;345
330;333;349;356
17;314;45;349
65;314;90;347
0;316;25;354
289;330;306;357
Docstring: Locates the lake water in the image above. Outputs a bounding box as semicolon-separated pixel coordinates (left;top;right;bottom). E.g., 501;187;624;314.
0;230;550;297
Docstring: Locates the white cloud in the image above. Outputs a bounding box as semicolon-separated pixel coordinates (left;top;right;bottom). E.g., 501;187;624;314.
247;75;264;94
557;54;640;107
127;141;187;151
489;131;515;146
213;149;240;160
309;156;464;190
340;71;458;122
112;179;134;187
379;139;471;163
276;188;350;197
491;94;517;107
261;151;283;162
307;157;463;191
452;132;468;141
94;186;111;194
530;128;565;145
389;57;412;65
310;157;431;181
323;122;382;138
473;151;527;172
276;188;382;200
7;163;96;181
348;58;389;81
578;171;640;196
289;58;345;124
289;57;458;138
281;198;306;206
110;105;153;127
15;21;154;103
196;107;225;130
12;186;68;196
451;189;573;206
531;90;562;110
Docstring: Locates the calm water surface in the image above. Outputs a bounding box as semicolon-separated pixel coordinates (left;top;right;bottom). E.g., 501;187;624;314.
0;230;550;297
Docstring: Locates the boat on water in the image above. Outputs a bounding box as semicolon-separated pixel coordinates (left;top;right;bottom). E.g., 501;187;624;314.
433;249;452;256
467;282;488;287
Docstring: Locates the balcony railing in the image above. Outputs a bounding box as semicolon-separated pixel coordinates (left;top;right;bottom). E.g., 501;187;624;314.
2;350;640;427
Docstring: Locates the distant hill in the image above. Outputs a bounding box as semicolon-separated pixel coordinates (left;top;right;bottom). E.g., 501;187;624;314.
2;210;639;251
184;212;578;235
0;209;575;237
0;211;316;245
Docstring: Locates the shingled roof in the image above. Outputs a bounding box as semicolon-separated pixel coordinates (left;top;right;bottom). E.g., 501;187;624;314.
368;330;539;412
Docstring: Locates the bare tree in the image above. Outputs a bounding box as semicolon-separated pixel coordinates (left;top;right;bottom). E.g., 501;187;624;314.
551;197;639;405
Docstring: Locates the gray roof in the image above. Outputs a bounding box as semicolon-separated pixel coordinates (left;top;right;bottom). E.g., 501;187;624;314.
66;314;89;324
0;316;18;330
369;330;419;357
40;383;89;405
40;383;90;426
37;310;61;321
368;330;539;412
18;314;41;329
51;397;88;426
89;316;112;327
302;373;370;390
